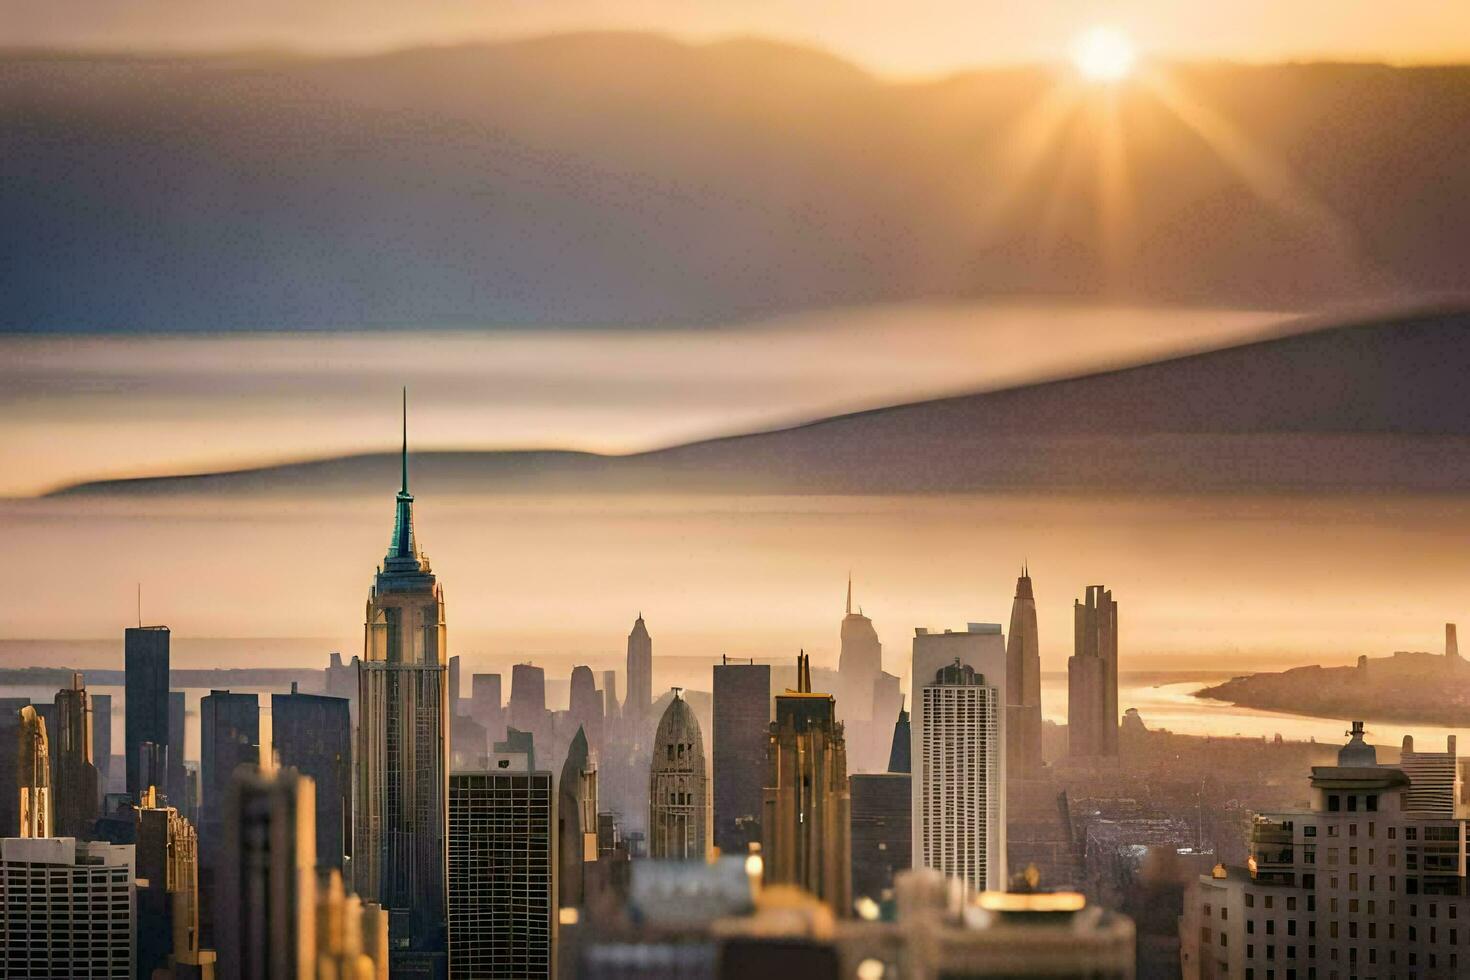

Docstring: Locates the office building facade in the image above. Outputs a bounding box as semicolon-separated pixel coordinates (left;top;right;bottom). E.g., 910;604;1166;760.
0;837;135;978
713;657;770;855
125;625;171;798
273;685;353;871
850;772;911;903
911;623;1008;894
200;690;259;847
448;764;555;979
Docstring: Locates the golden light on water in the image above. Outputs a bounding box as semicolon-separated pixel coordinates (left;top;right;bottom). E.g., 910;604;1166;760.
1072;27;1136;82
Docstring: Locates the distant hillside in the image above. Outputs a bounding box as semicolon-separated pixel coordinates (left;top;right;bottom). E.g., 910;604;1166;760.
50;308;1470;496
3;35;1470;330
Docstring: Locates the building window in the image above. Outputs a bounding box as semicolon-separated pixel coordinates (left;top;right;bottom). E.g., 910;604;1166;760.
1247;893;1255;908
1287;897;1296;911
1304;825;1316;837
1328;795;1340;812
1367;794;1377;811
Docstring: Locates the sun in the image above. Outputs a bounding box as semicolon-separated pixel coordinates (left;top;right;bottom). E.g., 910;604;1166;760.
1072;26;1136;82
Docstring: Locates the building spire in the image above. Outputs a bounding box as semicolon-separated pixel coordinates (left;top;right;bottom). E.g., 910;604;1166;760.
846;573;852;617
385;388;419;568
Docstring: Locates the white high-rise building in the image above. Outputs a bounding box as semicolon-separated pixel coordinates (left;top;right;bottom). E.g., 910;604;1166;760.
910;624;1008;893
1400;734;1460;819
0;837;135;978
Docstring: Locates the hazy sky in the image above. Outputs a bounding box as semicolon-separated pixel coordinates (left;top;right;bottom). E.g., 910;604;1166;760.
7;1;1468;73
0;303;1284;496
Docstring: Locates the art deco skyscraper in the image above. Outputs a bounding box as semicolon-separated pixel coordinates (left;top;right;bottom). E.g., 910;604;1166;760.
354;393;449;967
125;624;171;799
54;672;99;839
838;577;882;723
911;624;1007;893
626;614;653;722
136;787;211;979
648;690;708;860
17;705;51;839
762;652;850;912
1005;567;1044;776
712;656;770;855
1067;585;1119;757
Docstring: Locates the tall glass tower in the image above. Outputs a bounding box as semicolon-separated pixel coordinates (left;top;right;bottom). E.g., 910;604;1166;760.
354;392;449;970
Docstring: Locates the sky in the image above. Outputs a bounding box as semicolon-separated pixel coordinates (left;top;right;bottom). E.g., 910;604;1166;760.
6;1;1469;74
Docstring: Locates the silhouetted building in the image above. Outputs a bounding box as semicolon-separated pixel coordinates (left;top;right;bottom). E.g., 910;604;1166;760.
838;579;884;768
448;654;461;721
496;727;537;771
354;397;449;972
850;772;911;902
469;673;504;745
887;701;911;774
558;726;598;909
200;690;259;849
17;705;51;838
763;652;850;912
510;663;548;739
92;692;113;796
1006;567;1044;777
568;665;604;750
53;672;99;839
136;787;213;979
713;656;770;856
448;762;555;979
126;624;171;799
649;690;708;860
0;837;135;977
912;624;1008;893
601;669;620;721
168;689;188;809
1068;584;1119;757
272;684;352;871
626;614;652;722
450;713;488;772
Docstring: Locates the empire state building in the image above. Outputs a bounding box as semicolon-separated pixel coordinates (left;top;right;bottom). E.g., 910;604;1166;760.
355;392;449;969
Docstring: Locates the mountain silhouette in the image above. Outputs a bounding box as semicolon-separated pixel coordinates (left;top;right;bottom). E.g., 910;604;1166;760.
50;307;1470;496
4;35;1470;330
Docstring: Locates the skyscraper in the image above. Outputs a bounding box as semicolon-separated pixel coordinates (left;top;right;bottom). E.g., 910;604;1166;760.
1068;585;1119;757
649;690;708;860
919;658;1002;893
712;656;770;855
92;692;113;796
601;669;620;721
886;701;911;774
17;705;51;839
125;624;171;799
53;672;99;839
762;652;850;912
469;673;504;744
568;665;604;750
168;689;188;809
911;624;1007;894
448;760;555;980
626;614;652;722
216;765;317;979
0;698;31;836
354;393;450;969
838;577;882;725
0;837;135;977
558;725;598;910
136;787;212;979
200;689;260;848
1005;567;1044;776
849;772;911;903
509;663;548;739
273;685;353;871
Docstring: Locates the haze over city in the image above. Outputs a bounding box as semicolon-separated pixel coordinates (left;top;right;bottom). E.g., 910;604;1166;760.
4;3;1470;978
